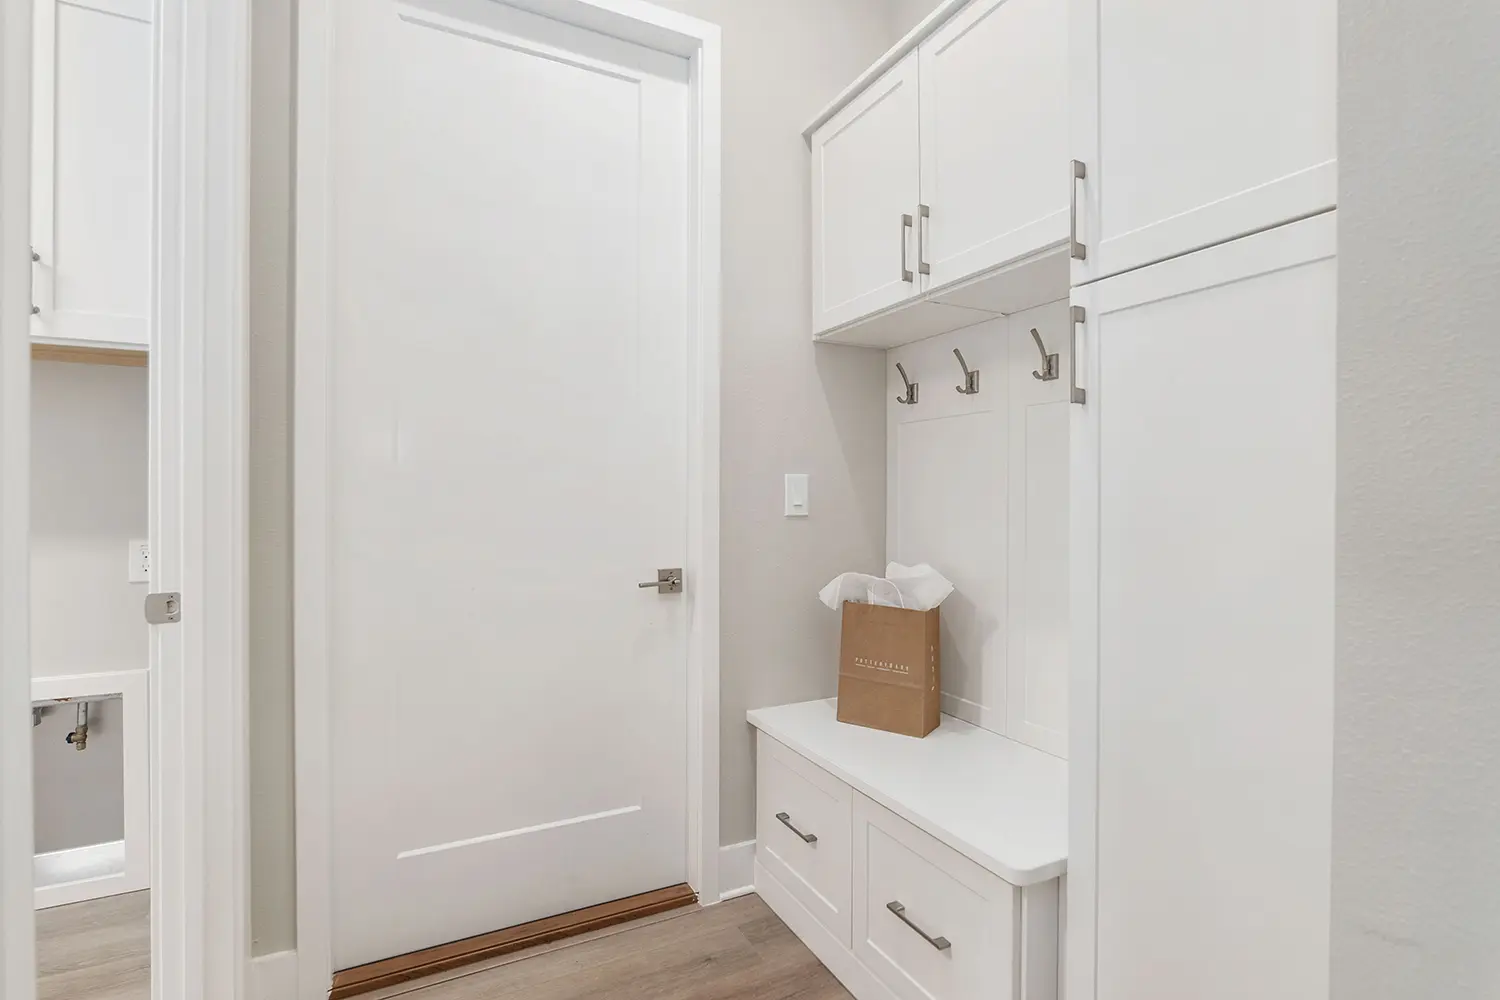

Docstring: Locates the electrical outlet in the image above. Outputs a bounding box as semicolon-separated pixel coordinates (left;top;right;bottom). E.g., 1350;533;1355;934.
128;539;150;583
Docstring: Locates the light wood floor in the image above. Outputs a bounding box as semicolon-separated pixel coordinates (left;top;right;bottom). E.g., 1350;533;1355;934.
30;890;848;1000
364;894;852;1000
36;890;149;1000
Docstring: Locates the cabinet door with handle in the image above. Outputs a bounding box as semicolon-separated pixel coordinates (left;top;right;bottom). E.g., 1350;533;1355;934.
1068;213;1335;1000
811;52;922;335
853;793;1018;1000
1069;0;1336;284
919;0;1068;290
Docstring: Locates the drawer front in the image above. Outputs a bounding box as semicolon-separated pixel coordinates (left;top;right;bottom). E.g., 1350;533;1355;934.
756;733;854;946
854;794;1017;1000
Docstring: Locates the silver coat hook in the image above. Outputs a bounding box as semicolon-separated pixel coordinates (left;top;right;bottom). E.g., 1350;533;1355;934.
896;362;919;405
1029;328;1059;382
953;349;979;394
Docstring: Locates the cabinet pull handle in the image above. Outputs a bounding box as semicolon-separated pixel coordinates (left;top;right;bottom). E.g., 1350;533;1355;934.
917;204;931;276
1070;160;1087;261
775;812;817;844
886;901;951;952
1070;305;1087;405
900;214;914;283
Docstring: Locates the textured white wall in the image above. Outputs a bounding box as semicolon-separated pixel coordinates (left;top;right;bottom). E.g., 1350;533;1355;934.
1332;0;1500;995
246;0;895;954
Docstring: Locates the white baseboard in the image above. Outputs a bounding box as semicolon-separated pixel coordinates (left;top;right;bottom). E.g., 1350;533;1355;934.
718;840;755;901
34;840;142;910
249;950;299;1000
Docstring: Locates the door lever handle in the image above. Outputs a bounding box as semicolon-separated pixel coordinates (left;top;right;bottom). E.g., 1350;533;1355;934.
639;569;683;594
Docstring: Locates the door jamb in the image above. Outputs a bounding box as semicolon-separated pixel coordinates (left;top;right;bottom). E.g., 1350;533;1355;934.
291;2;721;996
0;0;251;998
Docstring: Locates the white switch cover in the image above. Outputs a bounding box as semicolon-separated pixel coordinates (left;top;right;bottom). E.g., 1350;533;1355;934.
784;474;810;517
128;539;150;583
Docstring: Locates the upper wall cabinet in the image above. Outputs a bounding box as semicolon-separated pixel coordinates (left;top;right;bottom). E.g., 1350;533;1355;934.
31;0;153;351
811;53;922;334
807;0;1069;348
919;0;1067;288
1069;0;1336;284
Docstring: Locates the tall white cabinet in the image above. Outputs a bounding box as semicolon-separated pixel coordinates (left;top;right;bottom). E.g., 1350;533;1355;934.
1067;1;1338;997
1069;216;1335;1000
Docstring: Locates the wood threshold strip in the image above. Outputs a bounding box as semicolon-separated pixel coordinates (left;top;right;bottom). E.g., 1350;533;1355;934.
31;343;148;367
328;883;699;1000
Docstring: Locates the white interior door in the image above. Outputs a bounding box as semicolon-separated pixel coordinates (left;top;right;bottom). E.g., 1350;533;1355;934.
30;0;152;349
1069;0;1336;284
1069;213;1335;1000
811;52;921;334
918;0;1068;288
322;0;691;969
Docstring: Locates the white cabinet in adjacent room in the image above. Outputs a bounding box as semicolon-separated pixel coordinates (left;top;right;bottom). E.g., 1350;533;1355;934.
1068;0;1336;284
919;0;1067;289
31;0;153;351
1069;212;1336;1000
811;53;923;334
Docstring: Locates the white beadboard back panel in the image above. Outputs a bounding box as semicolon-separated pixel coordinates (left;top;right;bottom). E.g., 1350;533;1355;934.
886;305;1070;756
888;320;1009;734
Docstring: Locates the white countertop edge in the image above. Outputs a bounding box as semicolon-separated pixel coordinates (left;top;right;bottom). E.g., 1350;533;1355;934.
747;700;1067;886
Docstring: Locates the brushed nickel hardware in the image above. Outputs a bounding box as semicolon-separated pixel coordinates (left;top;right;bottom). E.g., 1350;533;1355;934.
953;348;979;395
145;592;182;624
1070;306;1087;404
887;901;951;951
900;214;914;283
638;568;683;594
896;362;918;405
916;204;931;275
775;812;817;844
1029;328;1059;382
1070;160;1087;261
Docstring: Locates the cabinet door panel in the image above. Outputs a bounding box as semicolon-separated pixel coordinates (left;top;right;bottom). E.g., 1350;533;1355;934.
1069;214;1335;1000
1070;0;1335;283
921;0;1067;288
31;0;153;348
812;53;921;334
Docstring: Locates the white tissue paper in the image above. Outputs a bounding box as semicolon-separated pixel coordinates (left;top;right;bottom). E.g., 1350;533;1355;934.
818;562;954;612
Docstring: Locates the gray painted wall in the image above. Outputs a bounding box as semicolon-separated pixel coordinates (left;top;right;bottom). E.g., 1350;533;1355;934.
889;0;941;37
29;361;144;858
1331;1;1500;995
32;700;124;854
247;0;895;955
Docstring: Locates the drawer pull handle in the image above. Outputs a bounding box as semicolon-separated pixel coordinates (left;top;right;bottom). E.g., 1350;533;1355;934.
775;812;817;844
886;901;951;952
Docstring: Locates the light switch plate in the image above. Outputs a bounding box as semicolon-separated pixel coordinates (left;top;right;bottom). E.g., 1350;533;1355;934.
128;539;150;583
784;474;809;517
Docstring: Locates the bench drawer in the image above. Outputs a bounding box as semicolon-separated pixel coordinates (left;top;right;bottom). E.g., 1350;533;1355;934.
853;794;1018;1000
756;732;854;947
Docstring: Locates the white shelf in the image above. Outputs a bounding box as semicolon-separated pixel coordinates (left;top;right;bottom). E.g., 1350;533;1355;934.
747;698;1067;886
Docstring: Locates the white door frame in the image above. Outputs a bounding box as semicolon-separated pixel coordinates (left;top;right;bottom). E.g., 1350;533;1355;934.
0;0;251;998
291;1;721;996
